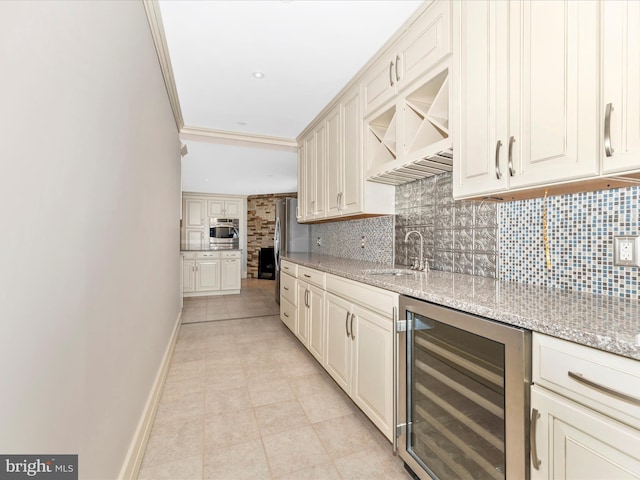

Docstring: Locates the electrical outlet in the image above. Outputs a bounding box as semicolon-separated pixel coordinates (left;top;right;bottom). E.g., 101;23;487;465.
613;236;640;266
360;236;365;249
316;237;322;247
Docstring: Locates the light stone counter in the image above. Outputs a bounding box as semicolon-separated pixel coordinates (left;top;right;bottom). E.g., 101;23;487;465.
284;253;640;361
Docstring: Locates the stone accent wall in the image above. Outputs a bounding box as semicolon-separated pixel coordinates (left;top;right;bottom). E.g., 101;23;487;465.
247;193;296;278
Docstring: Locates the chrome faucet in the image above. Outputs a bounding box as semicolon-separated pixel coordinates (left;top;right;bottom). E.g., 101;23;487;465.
404;230;428;271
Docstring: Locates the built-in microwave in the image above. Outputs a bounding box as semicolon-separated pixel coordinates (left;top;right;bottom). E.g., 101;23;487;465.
209;218;239;249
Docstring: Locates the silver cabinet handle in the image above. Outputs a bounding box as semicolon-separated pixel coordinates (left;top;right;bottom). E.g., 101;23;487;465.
311;200;316;215
350;314;355;340
395;55;400;81
283;286;289;291
530;408;542;470
303;274;311;278
495;140;503;179
604;103;615;157
305;289;310;308
345;311;350;337
337;192;342;211
283;312;289;318
389;61;394;87
508;136;516;176
568;371;640;406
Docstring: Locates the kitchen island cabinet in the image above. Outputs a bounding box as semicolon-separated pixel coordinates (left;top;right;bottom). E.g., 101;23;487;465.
182;250;241;296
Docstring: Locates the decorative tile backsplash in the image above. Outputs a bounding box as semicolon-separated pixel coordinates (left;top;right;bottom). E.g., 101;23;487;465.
311;216;394;264
395;173;499;277
500;186;640;299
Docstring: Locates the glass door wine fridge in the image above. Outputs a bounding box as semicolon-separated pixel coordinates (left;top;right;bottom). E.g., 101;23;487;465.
397;296;531;480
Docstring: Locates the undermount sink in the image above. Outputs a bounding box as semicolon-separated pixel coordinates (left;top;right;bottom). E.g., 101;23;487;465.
362;268;418;277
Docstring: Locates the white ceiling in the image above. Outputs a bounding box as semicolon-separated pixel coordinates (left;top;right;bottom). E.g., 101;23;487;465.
158;0;424;195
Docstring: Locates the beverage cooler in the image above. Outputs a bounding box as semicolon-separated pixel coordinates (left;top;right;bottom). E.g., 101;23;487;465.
397;296;532;480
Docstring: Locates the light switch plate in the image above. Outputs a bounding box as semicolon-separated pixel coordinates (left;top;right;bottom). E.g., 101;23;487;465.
613;236;640;266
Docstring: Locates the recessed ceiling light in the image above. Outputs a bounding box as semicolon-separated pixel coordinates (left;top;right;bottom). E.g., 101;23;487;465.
237;122;247;126
252;71;265;79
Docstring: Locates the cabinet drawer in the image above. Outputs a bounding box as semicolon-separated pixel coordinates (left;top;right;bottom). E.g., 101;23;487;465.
196;251;219;260
533;333;640;430
280;297;296;333
220;250;240;259
182;252;197;260
298;266;326;289
326;274;398;318
280;260;297;277
280;272;297;305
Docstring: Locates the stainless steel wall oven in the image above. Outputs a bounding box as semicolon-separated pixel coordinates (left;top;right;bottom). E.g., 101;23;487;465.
209;218;239;249
397;296;531;480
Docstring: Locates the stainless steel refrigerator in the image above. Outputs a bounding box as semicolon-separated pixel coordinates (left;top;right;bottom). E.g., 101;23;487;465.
274;198;310;303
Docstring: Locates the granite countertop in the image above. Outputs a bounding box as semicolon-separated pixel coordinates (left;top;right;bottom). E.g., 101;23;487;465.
284;253;640;361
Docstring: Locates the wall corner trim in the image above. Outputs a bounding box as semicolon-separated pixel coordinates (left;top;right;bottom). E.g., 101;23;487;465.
117;311;182;480
142;0;185;131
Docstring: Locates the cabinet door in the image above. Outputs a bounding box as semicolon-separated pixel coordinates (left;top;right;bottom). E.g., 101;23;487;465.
326;104;342;218
396;0;451;92
185;229;204;250
508;0;599;188
531;386;640;480
303;133;315;220
297;144;305;221
602;0;640;174
196;260;220;291
351;305;394;440
452;0;509;198
224;200;242;217
363;53;397;115
185;198;205;227
308;286;325;364
220;259;240;290
313;123;327;219
296;281;310;346
207;200;225;217
342;90;362;215
324;293;352;393
182;260;195;293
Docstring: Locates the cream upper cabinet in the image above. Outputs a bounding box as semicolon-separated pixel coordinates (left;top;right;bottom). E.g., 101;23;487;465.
601;0;640;175
326;104;342;218
313;124;327;219
208;199;241;218
363;0;451;116
185;198;205;228
296;144;305;222
326;89;364;218
341;90;363;215
302;133;315;220
453;0;600;199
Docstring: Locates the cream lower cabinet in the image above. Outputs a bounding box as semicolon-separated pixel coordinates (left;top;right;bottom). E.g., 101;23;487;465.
530;333;640;479
280;269;297;332
297;281;325;363
325;275;398;441
183;251;241;297
531;386;640;480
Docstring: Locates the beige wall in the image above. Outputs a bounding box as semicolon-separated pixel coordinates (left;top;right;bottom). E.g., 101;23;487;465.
0;2;181;478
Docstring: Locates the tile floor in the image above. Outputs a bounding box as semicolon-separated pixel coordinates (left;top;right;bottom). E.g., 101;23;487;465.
137;279;411;480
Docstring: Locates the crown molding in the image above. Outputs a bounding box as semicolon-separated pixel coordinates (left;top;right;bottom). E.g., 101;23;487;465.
143;0;184;131
180;126;297;151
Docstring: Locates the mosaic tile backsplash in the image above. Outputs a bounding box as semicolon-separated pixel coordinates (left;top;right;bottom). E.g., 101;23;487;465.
395;173;499;277
500;186;640;300
311;216;394;265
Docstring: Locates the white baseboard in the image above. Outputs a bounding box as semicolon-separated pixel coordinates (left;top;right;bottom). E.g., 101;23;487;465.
118;310;182;480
